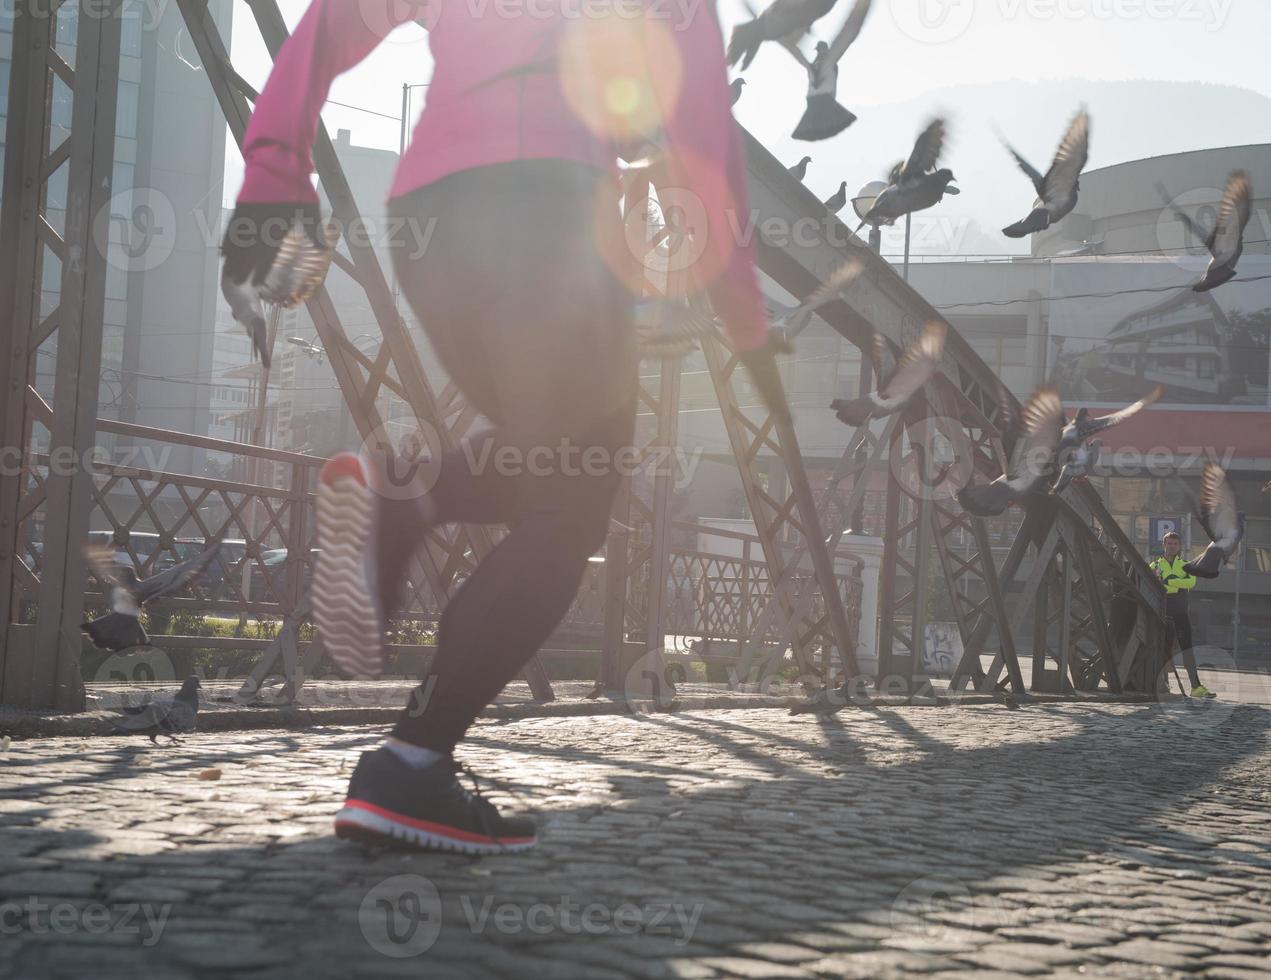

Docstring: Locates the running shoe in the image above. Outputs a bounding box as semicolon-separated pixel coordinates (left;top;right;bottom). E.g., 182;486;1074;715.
334;748;537;854
313;453;425;678
1190;684;1217;699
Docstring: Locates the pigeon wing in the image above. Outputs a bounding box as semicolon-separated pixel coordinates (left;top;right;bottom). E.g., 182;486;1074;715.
258;222;340;308
1081;385;1162;435
868;329;897;387
785;259;863;329
1210;170;1252;268
1009;386;1063;487
636;299;719;358
879;321;946;404
84;544;125;588
819;0;872;70
1155;181;1211;250
163;699;198;734
135;543;222;604
1200;461;1241;552
759;0;831;43
1002;140;1045;196
901;118;945;182
1041;109;1089;210
741;0;813;67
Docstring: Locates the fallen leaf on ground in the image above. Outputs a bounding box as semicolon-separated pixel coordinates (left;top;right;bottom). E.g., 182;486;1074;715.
197;768;223;781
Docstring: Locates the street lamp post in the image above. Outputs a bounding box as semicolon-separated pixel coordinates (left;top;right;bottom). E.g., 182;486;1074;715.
397;83;429;310
852;180;913;280
847;181;891;535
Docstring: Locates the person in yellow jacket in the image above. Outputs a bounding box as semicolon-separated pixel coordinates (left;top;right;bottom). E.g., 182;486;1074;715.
1151;531;1216;698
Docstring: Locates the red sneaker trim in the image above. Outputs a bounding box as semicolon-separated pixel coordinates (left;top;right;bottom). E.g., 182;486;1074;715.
338;798;535;846
320;452;367;487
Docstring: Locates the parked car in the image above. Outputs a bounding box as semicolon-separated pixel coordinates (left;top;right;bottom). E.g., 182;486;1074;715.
242;547;319;603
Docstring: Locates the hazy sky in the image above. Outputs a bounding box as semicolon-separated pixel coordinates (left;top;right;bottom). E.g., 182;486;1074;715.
222;0;1271;205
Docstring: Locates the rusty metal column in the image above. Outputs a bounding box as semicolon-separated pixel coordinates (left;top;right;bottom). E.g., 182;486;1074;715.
1;0;123;710
600;477;634;691
642;355;683;663
0;0;57;704
875;421;911;692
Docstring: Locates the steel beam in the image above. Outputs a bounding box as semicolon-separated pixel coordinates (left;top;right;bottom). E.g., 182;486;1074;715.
0;0;122;710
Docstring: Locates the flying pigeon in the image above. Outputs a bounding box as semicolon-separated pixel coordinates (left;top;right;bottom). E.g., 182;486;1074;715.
221;219;339;368
114;676;201;745
830;320;946;426
730;77;746;106
864;118;958;226
788;155;813;181
1001;108;1090;238
956;386;1064;516
1057;386;1162;456
766;260;863;340
634;298;721;358
1050;439;1100;495
1185;461;1245;578
788;0;873;141
727;0;838;71
1157;171;1253;292
824;181;848;214
82;542;222;652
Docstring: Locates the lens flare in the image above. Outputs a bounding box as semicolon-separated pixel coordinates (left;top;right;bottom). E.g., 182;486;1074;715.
559;16;682;149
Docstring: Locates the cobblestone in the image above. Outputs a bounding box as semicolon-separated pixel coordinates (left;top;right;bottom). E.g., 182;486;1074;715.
1;700;1269;976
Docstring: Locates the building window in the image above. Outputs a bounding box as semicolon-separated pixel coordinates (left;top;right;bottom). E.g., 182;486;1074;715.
121;1;143;56
116;80;139;140
1245;518;1271;573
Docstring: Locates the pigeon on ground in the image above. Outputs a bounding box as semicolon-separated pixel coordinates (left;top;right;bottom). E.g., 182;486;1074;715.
82;542;222;652
830;320;945;426
956;386;1064;516
727;0;838;71
864;119;958;226
1157;171;1253;292
787;0;873;141
1049;439;1100;495
788;155;813;181
1057;386;1162;456
766;260;863;340
823;181;848;214
114;676;201;745
730;77;746;106
1001;108;1090;238
221;220;339;368
1185;462;1245;578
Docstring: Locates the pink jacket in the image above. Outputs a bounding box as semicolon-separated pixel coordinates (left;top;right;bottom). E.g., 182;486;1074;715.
237;0;767;350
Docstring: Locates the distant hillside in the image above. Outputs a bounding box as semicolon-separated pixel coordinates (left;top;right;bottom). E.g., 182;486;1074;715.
738;79;1271;257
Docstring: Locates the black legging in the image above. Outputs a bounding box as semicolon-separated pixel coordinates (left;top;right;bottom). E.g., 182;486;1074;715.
1165;594;1202;689
385;160;636;753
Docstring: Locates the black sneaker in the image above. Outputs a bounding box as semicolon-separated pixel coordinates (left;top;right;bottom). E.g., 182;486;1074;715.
334;748;537;854
313;453;427;678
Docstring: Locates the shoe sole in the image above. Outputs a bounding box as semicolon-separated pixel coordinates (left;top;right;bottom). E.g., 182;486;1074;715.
333;803;536;855
314;454;384;679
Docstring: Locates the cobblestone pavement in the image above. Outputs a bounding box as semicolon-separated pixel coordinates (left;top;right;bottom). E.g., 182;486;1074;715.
3;701;1271;979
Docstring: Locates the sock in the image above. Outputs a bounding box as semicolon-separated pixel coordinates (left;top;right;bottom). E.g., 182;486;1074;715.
384;737;445;770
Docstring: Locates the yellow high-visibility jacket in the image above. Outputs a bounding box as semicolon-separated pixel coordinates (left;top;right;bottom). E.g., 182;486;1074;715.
1151;556;1196;595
